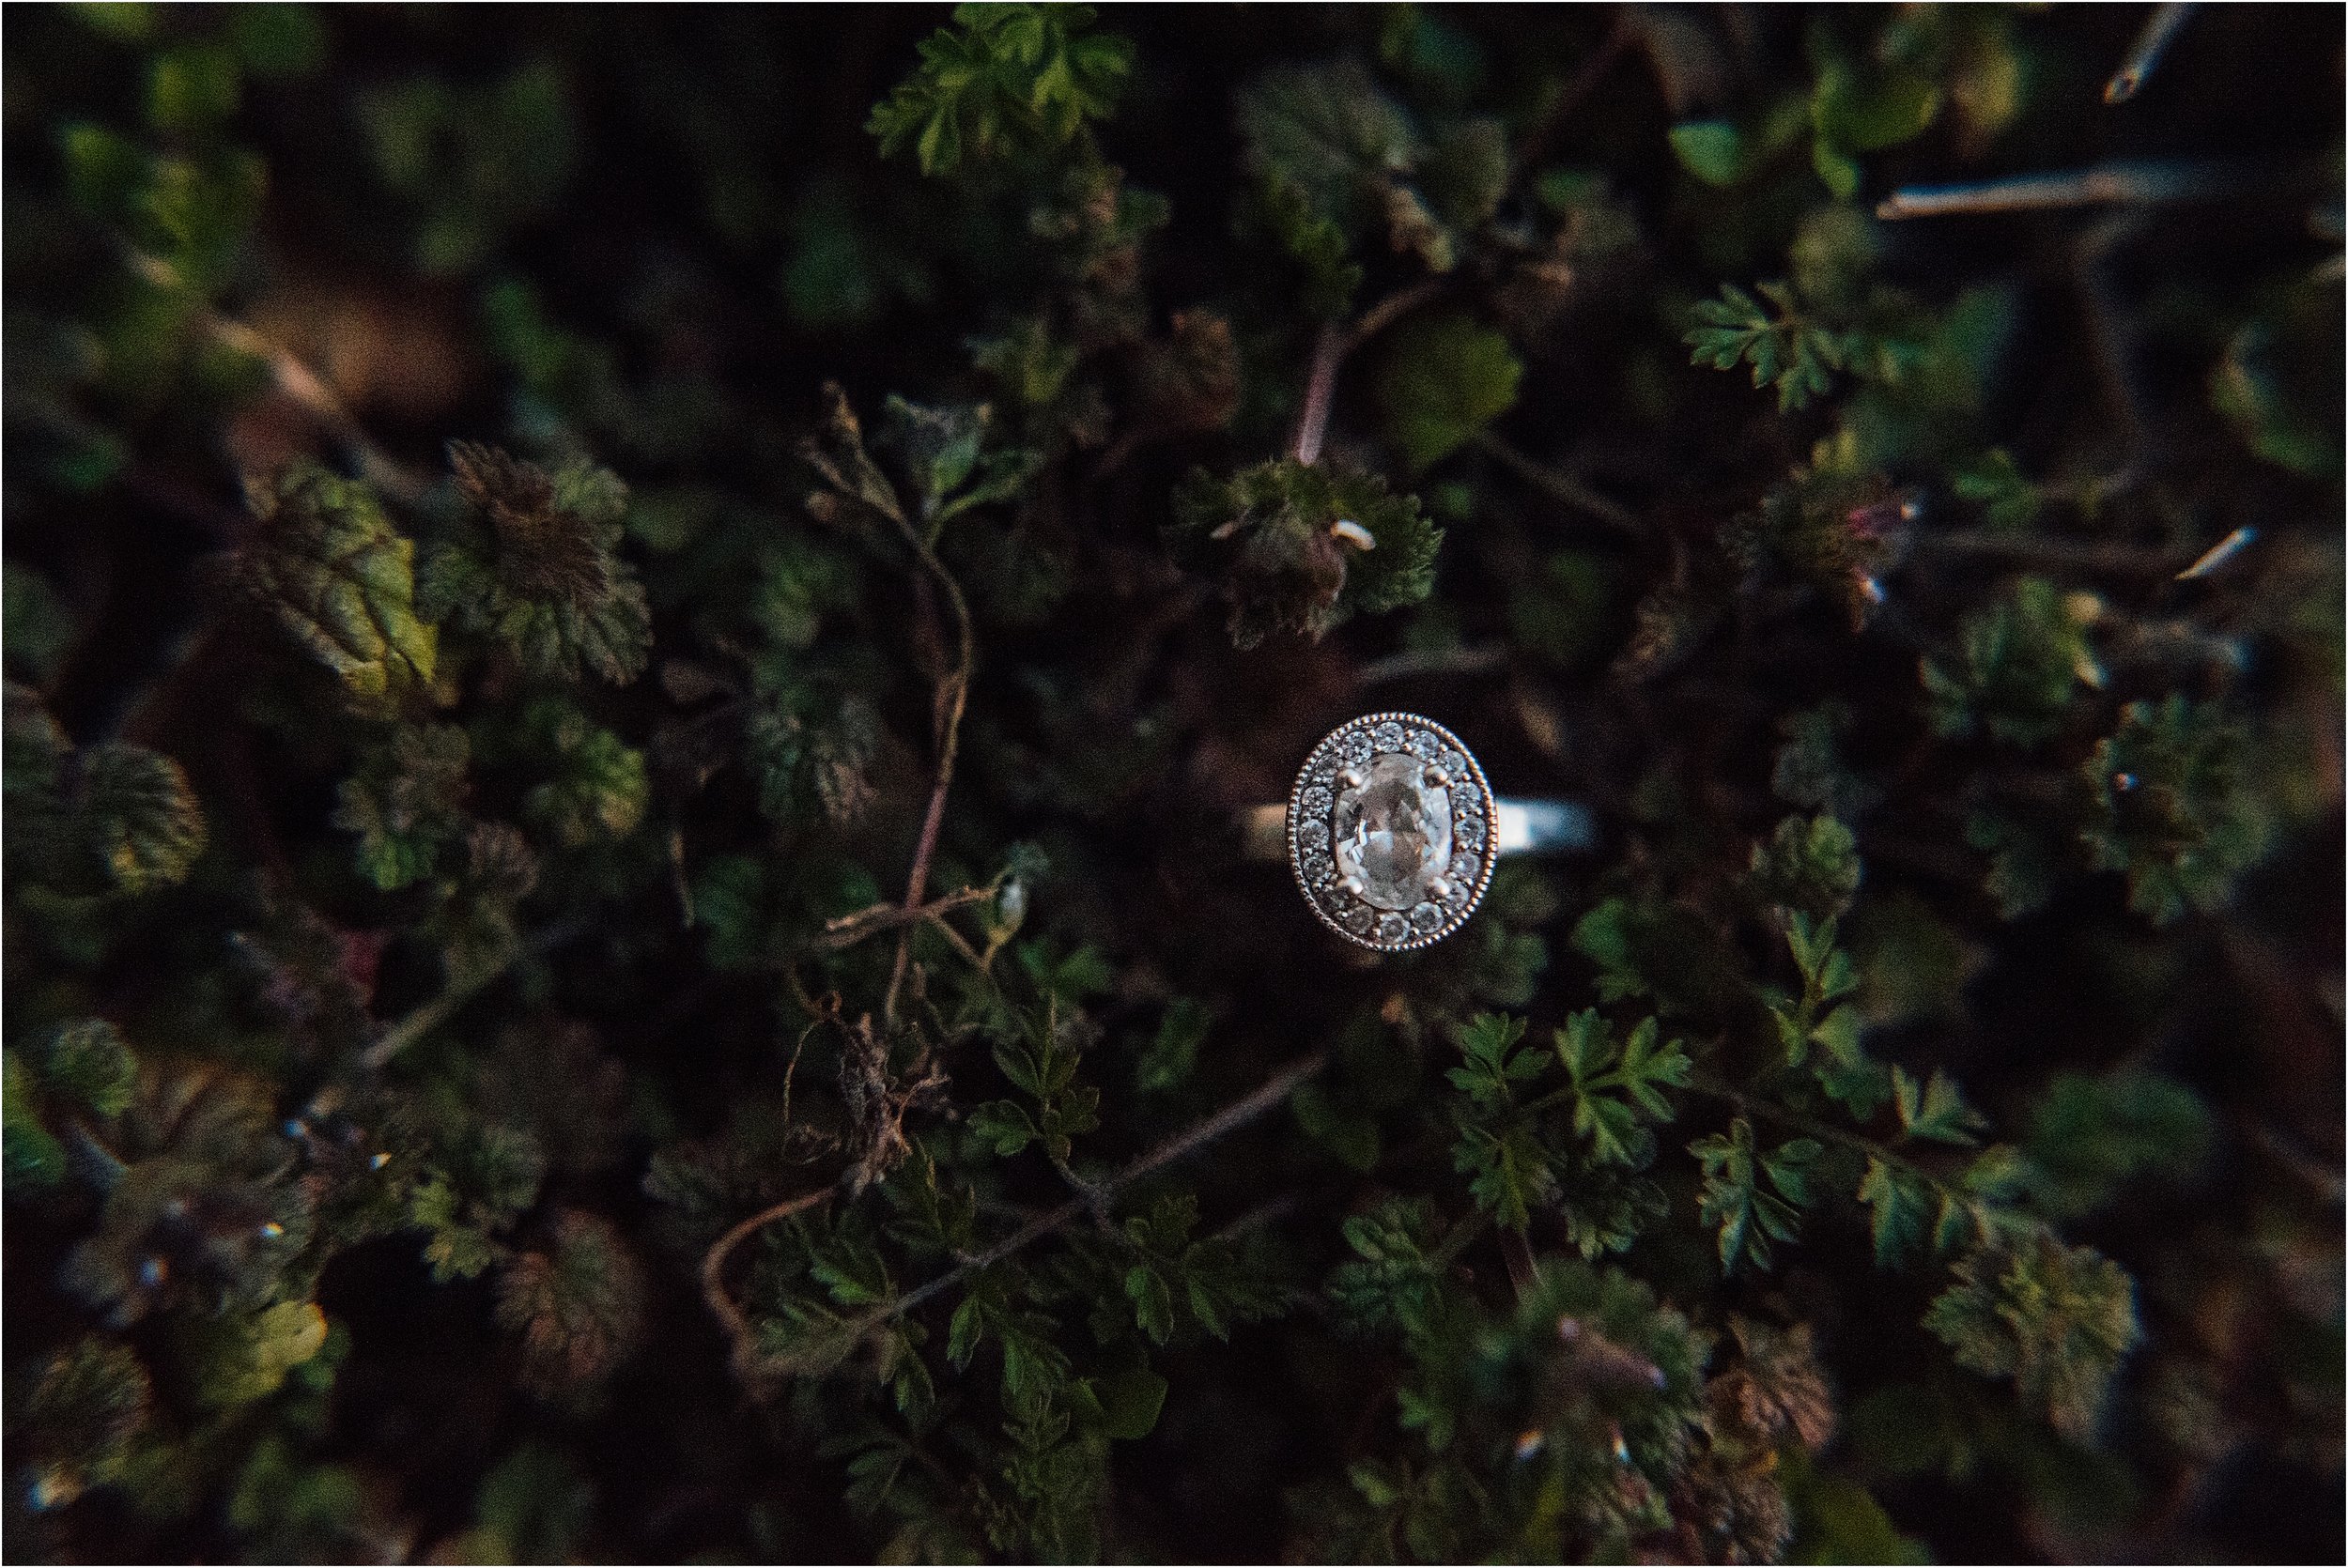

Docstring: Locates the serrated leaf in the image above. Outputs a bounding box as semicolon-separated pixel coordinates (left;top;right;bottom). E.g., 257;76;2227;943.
968;1100;1040;1158
80;743;207;893
1893;1066;1984;1146
1856;1156;1929;1268
239;463;436;711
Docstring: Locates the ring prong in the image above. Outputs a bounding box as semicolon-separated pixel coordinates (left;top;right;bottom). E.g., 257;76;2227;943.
1339;876;1366;899
1429;878;1452;901
1425;767;1449;789
1339;766;1365;789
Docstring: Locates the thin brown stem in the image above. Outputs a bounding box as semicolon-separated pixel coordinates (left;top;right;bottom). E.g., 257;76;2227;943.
1875;161;2228;220
1509;11;1636;180
883;510;976;1024
124;247;427;501
735;1051;1330;1383
1910;527;2183;576
818;884;998;949
361;916;589;1072
1290;324;1347;465
1347;277;1448;353
1474;430;1641;535
699;1186;839;1376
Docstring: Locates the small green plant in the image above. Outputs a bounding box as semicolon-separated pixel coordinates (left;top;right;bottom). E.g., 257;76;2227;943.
6;5;2336;1562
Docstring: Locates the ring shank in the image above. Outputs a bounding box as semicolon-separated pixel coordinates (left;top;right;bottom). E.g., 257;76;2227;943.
1239;798;1596;863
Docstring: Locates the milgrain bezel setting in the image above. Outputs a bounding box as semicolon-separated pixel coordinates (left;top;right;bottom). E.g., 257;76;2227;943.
1286;712;1498;953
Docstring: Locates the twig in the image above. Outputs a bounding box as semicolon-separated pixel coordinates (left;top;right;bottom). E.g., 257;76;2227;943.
882;507;978;1025
1290;324;1347;465
728;1051;1330;1383
1875;161;2232;220
2105;3;2197;104
817;884;998;949
1347;277;1448;353
124;247;427;501
1909;528;2185;576
359;916;590;1072
1474;430;1641;534
1287;280;1451;469
700;1186;840;1375
1355;643;1511;688
1509;10;1637;180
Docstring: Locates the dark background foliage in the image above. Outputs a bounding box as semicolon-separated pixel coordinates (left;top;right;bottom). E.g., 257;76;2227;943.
4;5;2340;1563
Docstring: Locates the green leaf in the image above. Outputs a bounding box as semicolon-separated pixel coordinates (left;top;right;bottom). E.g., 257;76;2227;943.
1923;1233;2139;1439
1813;58;1940;156
2021;1070;2215;1220
1749;813;1862;922
1375;310;1523;472
148;43;242;136
1292;1082;1381;1173
1693;1119;1815;1273
1453;1120;1554;1233
5;563;77;686
332;724;471;891
187;1301;331;1407
5;1052;66;1195
1137;999;1209;1095
522;716;647;848
1447;1012;1536;1107
1922;577;2103;748
1169;458;1441;648
968;1100;1040;1158
1124;1265;1175;1345
238;462;437;712
1685;282;1848;412
1329;1197;1447;1338
1089;1365;1167;1440
1892;1067;1984;1147
1950;448;2043;530
869;4;1132;176
428;444;651;686
1856;1157;1930;1268
80;743;208;894
45;1020;136;1119
2082;696;2267;925
1668;120;1746;187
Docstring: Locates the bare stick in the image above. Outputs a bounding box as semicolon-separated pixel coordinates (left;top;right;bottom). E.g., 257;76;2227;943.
1876;161;2228;220
124;248;428;501
1289;278;1451;468
700;1186;839;1374
1474;431;1641;534
883;516;976;1024
361;916;590;1072
1290;324;1347;465
818;884;998;949
2105;3;2197;104
1510;10;1636;180
1908;528;2185;576
737;1051;1330;1381
1348;278;1448;353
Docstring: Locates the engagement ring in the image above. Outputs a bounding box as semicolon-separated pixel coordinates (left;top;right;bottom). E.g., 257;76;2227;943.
1241;712;1597;953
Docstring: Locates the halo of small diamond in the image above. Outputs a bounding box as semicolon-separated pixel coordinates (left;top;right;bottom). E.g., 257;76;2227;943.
1285;712;1498;953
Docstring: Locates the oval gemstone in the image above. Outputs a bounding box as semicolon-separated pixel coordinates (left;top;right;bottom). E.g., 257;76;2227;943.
1332;754;1453;910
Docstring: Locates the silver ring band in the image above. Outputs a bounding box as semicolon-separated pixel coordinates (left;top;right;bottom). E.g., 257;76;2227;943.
1253;712;1597;953
1239;797;1597;863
